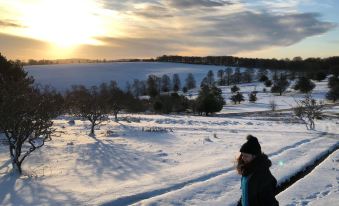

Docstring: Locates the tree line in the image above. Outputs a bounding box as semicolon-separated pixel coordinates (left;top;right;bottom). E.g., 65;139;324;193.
156;55;339;74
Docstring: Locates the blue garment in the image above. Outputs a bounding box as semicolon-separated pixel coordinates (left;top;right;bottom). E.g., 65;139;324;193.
241;176;249;206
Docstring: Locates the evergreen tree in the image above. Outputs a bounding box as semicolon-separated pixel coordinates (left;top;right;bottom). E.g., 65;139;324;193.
233;67;242;84
249;91;258;103
231;85;240;93
230;92;245;104
196;85;225;116
217;69;225;85
200;77;208;88
225;67;233;85
328;76;339;88
272;71;278;81
131;79;141;97
256;69;268;81
147;75;159;97
259;74;269;82
185;73;196;90
161;74;171;93
139;80;147;95
172;73;181;92
182;86;188;93
206;70;215;86
271;74;290;95
294;76;315;93
264;79;272;87
326;85;339;102
313;72;327;82
242;68;254;83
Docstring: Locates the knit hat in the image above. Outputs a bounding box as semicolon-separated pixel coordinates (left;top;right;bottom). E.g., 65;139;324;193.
240;135;261;155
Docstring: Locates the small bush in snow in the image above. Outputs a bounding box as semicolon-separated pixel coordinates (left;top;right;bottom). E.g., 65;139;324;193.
269;99;278;111
68;120;75;125
230;92;245;104
264;79;272;87
293;94;324;130
231;85;240;93
142;127;173;133
248;91;258;103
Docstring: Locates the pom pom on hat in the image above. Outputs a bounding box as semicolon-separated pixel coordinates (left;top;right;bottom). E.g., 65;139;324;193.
240;135;262;155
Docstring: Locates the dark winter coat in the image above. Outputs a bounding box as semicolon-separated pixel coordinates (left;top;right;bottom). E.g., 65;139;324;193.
237;154;279;206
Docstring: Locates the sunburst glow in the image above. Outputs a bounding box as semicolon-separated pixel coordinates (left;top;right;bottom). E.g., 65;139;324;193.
17;0;106;48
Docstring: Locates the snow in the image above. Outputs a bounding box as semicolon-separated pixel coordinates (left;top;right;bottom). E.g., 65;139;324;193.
0;63;338;206
25;62;229;91
277;150;339;205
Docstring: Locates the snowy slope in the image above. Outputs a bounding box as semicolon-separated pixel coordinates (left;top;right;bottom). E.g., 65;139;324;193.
1;64;338;206
25;62;229;91
1;112;338;206
277;150;339;205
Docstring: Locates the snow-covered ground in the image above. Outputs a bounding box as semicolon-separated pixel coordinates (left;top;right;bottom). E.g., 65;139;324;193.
0;63;338;205
0;111;338;205
25;62;229;91
277;150;339;205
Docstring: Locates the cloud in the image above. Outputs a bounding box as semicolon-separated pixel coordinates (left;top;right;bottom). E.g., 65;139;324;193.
85;36;182;58
100;0;233;10
99;0;161;11
100;9;335;56
165;0;233;8
184;11;336;54
0;33;50;59
132;5;173;18
0;20;23;28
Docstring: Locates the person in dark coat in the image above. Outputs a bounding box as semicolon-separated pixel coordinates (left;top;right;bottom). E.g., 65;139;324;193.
236;135;279;206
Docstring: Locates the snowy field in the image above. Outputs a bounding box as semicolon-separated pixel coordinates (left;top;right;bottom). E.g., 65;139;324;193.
0;63;338;205
0;112;338;206
277;150;339;205
26;62;331;112
24;62;228;91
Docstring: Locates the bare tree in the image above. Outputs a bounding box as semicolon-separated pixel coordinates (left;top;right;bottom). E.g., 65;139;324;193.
66;85;110;135
0;54;62;174
269;99;278;111
225;67;233;85
107;81;126;122
293;94;324;130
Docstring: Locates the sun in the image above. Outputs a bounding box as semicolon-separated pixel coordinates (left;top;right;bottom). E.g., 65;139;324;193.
18;0;106;48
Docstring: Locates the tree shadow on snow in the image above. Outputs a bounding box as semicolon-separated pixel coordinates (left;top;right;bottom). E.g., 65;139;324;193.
0;172;79;206
74;136;161;184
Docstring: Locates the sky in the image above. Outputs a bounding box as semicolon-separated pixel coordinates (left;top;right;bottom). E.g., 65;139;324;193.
0;0;338;60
